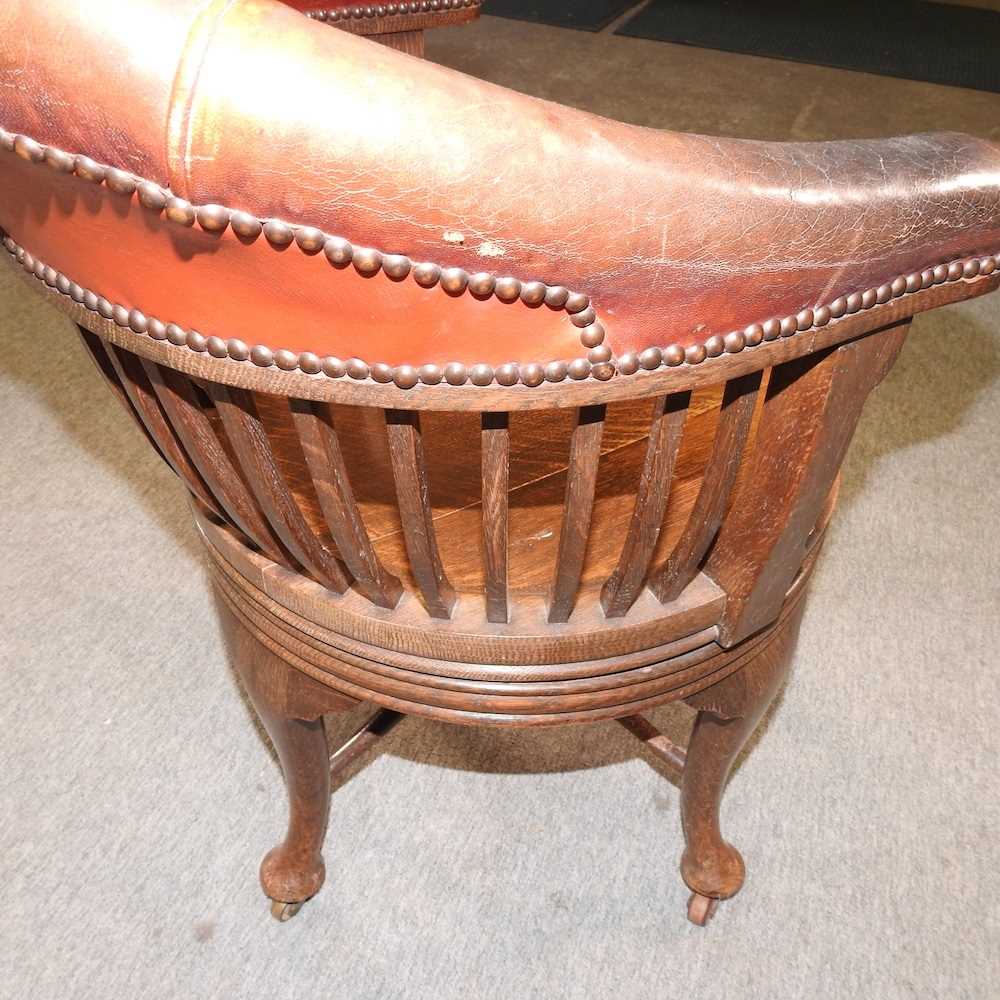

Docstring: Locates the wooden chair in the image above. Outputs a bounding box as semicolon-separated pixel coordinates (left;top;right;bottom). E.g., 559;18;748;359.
2;0;998;926
283;0;481;56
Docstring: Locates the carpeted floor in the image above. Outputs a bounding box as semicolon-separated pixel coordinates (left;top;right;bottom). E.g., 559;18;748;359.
2;15;999;1000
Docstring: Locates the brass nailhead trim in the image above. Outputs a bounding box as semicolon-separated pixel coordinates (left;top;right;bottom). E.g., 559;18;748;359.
5;226;998;390
1;126;998;389
306;0;481;24
0;126;605;387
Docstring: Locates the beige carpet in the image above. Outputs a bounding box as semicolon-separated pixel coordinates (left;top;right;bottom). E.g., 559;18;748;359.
1;16;998;1000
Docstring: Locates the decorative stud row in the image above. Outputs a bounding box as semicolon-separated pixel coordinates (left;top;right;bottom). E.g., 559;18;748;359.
306;0;480;21
0;125;607;368
1;124;998;389
7;229;998;393
618;250;1000;374
1;234;615;388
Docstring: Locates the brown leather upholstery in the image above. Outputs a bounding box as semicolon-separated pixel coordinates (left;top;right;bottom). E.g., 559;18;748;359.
1;0;998;374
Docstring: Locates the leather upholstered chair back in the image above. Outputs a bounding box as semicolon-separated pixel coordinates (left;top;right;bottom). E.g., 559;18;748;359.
2;0;999;723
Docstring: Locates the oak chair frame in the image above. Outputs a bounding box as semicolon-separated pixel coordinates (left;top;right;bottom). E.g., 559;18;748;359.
13;219;995;922
5;24;1000;929
72;296;909;926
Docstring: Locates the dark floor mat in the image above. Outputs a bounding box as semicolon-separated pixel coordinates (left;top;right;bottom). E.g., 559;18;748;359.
486;0;639;32
615;0;1000;94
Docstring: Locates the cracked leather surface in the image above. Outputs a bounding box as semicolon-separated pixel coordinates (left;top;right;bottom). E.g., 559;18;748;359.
1;0;998;366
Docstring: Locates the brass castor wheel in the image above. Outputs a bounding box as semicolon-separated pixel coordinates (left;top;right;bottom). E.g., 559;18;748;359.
270;899;304;922
687;892;719;926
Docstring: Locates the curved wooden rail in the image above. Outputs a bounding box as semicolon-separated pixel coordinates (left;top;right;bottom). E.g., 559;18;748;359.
81;324;900;656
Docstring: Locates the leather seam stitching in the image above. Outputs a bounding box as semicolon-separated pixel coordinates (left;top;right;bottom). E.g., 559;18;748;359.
166;0;241;198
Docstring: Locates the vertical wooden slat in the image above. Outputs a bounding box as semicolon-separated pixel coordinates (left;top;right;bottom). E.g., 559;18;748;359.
374;29;425;56
481;411;510;624
290;398;403;610
143;361;291;567
601;392;691;619
548;404;606;624
385;409;457;619
77;327;164;461
100;341;226;520
707;322;910;646
208;382;350;593
650;371;763;604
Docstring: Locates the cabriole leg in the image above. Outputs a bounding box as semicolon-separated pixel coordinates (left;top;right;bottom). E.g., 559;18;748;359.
679;598;806;924
216;596;355;921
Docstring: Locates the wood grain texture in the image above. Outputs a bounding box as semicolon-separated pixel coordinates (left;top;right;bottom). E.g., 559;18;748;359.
650;372;762;604
340;398;668;600
101;342;225;519
481;411;510;624
617;714;687;778
197;504;726;668
77;326;167;461
707;323;909;645
385;409;457;619
680;591;807;900
216;596;354;907
209;382;350;593
213;552;811;726
204;489;823;727
328;709;404;786
70;302;923;922
548;404;606;623
373;29;424;56
290;398;402;609
601;392;691;618
213;565;717;701
144;362;290;566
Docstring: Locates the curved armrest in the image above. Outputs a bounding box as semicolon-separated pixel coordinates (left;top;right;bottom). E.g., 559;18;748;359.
1;0;998;396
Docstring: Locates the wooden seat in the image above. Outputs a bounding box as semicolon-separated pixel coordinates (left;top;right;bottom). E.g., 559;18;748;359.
2;0;998;928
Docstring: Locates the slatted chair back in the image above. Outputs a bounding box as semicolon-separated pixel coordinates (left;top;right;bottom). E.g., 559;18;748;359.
71;312;910;650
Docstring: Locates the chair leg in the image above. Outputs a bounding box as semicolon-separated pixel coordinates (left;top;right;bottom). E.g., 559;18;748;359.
216;597;356;921
679;598;806;924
